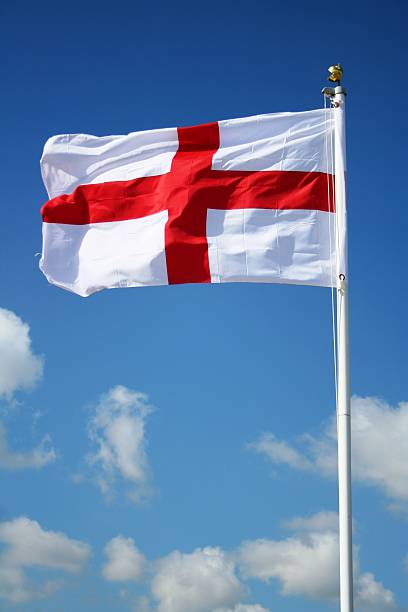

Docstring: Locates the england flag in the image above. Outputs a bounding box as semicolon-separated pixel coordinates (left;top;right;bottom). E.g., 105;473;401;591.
40;110;336;297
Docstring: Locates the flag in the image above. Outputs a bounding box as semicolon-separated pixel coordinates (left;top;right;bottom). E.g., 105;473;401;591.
40;110;336;297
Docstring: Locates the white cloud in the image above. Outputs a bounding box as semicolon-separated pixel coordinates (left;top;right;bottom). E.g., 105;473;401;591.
87;385;154;501
0;422;56;469
343;397;408;502
102;539;268;612
0;310;54;471
131;597;270;612
101;517;397;612
217;605;270;612
355;572;397;611
102;535;146;582
151;547;244;612
248;396;408;505
0;516;91;603
247;433;312;471
239;532;339;600
0;308;43;399
283;510;339;533
238;511;397;610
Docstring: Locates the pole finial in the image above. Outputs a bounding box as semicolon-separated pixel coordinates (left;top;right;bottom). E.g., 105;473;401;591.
328;64;343;83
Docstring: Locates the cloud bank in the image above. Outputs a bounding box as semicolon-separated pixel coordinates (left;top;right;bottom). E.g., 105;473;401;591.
102;535;146;582
87;385;154;502
0;308;43;399
0;517;91;603
101;510;397;612
248;395;408;505
151;547;244;612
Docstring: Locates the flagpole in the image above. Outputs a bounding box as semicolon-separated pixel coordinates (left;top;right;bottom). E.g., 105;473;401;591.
325;65;354;612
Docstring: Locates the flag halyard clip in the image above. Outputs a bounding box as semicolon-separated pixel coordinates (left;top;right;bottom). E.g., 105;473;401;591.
338;273;346;294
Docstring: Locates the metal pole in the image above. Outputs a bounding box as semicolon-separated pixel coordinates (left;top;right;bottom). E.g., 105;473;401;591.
332;79;354;612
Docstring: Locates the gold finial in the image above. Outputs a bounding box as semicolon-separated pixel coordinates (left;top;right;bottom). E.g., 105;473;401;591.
328;64;343;83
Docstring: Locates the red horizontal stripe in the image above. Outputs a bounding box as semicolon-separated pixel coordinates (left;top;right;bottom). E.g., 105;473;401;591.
41;170;334;225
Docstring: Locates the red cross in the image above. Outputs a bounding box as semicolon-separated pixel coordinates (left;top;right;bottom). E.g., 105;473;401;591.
42;122;333;285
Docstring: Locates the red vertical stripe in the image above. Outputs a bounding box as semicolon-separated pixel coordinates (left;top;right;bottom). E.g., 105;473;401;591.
163;123;220;285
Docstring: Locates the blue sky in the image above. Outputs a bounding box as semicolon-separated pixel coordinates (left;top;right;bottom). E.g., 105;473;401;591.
1;0;407;610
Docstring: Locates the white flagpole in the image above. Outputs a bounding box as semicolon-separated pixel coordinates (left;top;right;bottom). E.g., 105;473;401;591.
329;68;354;612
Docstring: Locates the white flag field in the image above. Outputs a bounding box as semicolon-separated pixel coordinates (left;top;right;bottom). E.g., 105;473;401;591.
40;109;337;296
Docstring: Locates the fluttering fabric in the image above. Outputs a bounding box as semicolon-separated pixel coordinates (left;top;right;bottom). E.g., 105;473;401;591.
40;110;335;297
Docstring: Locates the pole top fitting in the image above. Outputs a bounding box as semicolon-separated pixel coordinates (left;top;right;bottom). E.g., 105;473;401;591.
328;63;343;83
322;65;347;99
